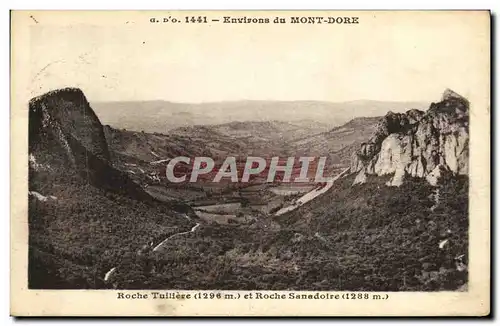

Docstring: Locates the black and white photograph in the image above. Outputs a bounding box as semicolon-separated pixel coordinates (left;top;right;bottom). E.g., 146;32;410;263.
11;10;490;316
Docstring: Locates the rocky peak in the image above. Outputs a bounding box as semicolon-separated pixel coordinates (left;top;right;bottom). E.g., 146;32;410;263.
428;89;469;117
442;88;468;102
350;108;425;173
405;109;426;124
350;90;469;187
29;87;110;161
29;88;150;200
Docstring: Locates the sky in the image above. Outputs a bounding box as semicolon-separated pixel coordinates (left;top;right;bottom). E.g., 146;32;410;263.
24;11;490;103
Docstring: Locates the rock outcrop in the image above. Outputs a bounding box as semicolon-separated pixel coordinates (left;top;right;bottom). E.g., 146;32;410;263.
350;89;469;186
29;88;110;162
29;88;150;200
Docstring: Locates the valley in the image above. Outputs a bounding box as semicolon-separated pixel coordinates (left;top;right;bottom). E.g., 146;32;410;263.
28;88;468;291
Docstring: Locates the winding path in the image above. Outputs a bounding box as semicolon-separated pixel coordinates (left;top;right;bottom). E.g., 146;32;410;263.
152;223;200;252
274;167;350;216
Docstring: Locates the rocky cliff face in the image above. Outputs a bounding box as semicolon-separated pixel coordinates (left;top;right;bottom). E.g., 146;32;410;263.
29;88;150;200
351;89;469;186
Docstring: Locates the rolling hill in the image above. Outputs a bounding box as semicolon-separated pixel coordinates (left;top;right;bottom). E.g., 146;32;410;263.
91;100;429;133
289;116;383;165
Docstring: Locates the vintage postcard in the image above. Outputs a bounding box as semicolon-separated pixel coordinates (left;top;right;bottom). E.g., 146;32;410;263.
10;10;490;316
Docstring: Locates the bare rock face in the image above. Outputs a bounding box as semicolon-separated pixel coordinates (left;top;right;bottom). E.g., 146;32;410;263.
29;88;150;200
351;89;469;186
29;88;110;162
353;168;367;185
426;164;452;186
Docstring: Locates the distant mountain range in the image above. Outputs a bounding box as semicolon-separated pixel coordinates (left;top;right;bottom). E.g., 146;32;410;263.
288;116;383;164
91;100;429;133
171;120;333;153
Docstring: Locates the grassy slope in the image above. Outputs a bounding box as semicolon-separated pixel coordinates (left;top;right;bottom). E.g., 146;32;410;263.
113;173;468;291
290;117;382;164
28;156;193;289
